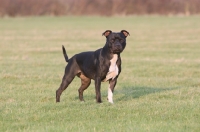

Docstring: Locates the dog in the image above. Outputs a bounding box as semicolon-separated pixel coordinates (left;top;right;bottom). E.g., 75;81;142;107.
56;30;129;103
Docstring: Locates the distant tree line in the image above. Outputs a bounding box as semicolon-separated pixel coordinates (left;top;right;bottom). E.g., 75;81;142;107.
0;0;200;17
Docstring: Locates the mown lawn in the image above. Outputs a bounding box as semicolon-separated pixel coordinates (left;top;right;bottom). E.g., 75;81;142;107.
0;16;200;132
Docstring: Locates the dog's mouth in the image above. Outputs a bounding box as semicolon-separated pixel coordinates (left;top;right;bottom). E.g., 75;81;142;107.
112;47;123;53
113;50;121;53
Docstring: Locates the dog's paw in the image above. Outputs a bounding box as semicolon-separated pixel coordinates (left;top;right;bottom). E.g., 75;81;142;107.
107;97;114;104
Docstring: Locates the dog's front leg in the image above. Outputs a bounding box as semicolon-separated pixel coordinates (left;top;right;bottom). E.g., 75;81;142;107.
95;77;102;103
108;78;117;103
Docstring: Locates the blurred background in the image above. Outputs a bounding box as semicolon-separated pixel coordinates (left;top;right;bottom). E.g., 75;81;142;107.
1;1;200;131
0;0;200;17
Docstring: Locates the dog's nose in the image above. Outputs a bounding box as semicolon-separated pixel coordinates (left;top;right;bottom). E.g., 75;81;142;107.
115;43;121;48
116;43;120;46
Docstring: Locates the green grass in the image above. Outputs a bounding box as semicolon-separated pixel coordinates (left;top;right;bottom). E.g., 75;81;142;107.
0;16;200;132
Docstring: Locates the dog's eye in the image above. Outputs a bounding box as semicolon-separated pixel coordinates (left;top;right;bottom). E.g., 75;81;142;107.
120;39;124;43
110;39;115;43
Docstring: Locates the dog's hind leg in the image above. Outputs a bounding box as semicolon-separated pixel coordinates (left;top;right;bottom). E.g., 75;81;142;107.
78;73;91;101
56;62;78;102
56;74;75;102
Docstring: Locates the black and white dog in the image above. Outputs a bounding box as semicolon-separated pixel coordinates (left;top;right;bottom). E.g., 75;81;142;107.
56;30;129;103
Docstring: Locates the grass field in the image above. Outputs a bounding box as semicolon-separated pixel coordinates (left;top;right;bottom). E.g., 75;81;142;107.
0;16;200;132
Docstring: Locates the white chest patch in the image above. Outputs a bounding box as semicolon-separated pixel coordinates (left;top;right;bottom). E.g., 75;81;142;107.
103;54;119;82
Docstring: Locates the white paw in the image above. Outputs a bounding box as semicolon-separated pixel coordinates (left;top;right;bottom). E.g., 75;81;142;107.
108;99;114;104
108;87;114;104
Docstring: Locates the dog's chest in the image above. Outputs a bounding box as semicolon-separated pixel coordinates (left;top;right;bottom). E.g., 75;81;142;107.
103;54;119;81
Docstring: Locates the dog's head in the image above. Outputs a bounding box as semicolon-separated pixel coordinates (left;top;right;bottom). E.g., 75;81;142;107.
102;30;129;54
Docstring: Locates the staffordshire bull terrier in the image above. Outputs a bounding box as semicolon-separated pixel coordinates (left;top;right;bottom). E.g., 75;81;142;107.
56;30;129;103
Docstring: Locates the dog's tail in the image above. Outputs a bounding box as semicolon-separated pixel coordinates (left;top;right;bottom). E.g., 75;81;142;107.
62;45;69;62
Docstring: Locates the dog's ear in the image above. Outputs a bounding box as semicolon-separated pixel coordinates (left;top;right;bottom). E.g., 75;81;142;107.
102;30;112;37
121;30;130;37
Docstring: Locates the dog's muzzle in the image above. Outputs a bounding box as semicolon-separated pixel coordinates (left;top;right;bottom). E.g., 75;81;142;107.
113;44;123;53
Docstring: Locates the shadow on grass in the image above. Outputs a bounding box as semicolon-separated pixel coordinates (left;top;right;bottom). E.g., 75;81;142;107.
115;86;179;101
73;86;179;102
